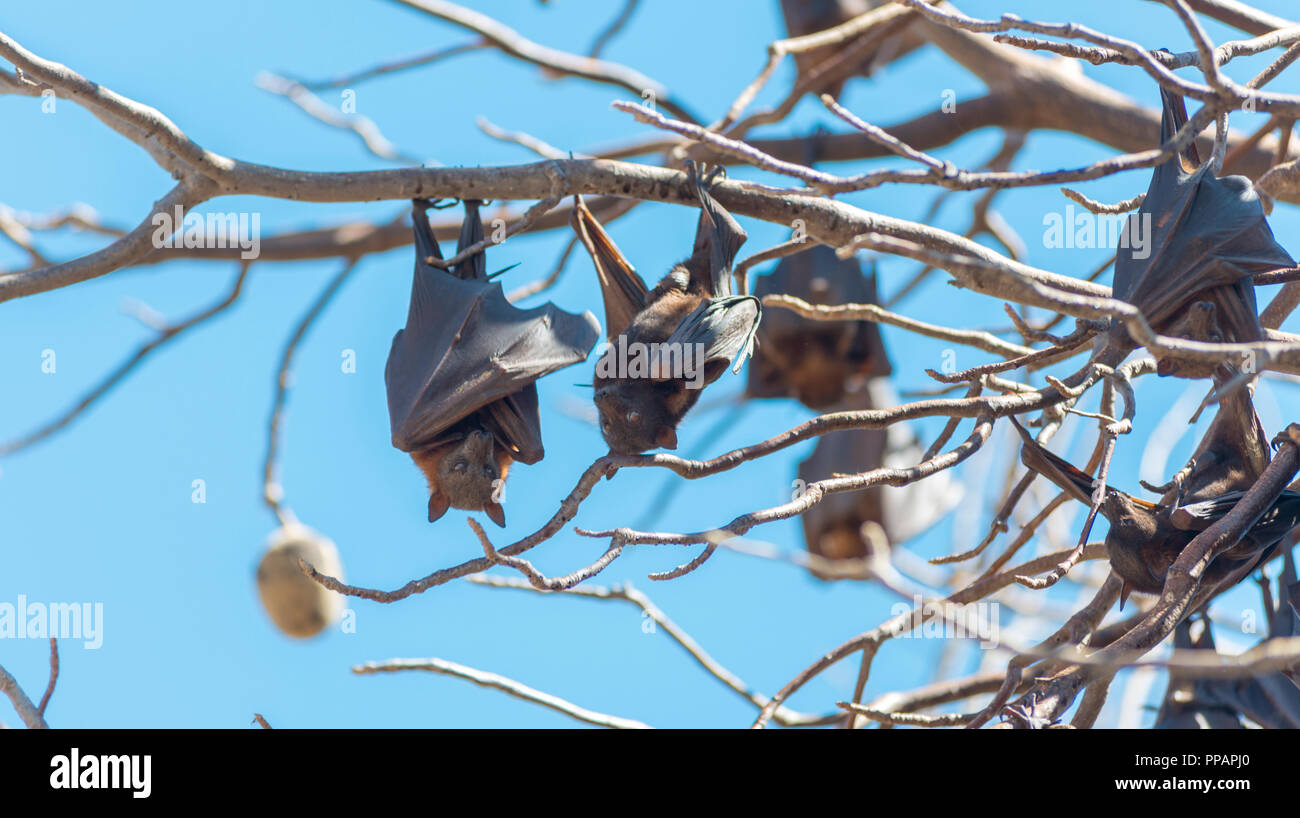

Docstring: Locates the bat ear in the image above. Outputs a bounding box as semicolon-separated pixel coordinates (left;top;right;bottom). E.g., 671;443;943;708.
428;490;450;523
655;426;678;450
483;501;506;528
702;358;730;385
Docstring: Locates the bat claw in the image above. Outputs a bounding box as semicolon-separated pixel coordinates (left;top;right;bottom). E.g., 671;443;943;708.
1270;424;1300;451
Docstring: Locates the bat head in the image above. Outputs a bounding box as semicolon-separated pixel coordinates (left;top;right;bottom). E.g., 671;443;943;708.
593;381;682;454
416;430;509;527
1102;492;1169;595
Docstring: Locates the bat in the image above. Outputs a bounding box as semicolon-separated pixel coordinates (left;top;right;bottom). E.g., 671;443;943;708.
385;199;600;526
1109;86;1294;379
795;378;959;579
1153;618;1247;729
778;0;922;99
1156;557;1300;728
746;244;891;410
1010;391;1300;606
796;382;888;579
570;165;761;454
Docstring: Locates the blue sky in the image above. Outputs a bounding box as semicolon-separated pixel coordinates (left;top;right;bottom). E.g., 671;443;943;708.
2;0;1298;728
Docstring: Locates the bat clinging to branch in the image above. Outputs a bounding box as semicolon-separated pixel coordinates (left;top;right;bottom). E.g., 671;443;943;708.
1011;394;1300;606
571;165;761;454
385;199;599;526
1110;86;1294;379
747;245;891;410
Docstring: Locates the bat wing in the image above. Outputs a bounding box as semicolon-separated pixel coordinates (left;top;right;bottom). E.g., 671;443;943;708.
659;294;761;378
848;259;892;378
479;384;545;464
687;164;748;298
745;252;805;399
749;246;891;382
570;195;648;341
797;425;887;576
1008;416;1099;505
1168;491;1245;531
453;199;488;281
1115;89;1293;333
1174;490;1300;536
743;345;790;398
387;203;600;453
1287;574;1300;690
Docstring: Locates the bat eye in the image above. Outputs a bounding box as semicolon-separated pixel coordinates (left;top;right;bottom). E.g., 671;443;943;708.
452;460;467;473
482;466;494;477
601;420;612;434
626;411;641;424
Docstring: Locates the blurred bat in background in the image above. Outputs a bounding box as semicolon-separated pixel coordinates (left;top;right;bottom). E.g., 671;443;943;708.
746;244;891;410
571;165;760;454
1155;553;1300;728
1152;616;1248;729
1010;391;1300;605
778;0;924;99
1109;86;1293;379
797;378;961;580
385;199;599;526
797;384;888;579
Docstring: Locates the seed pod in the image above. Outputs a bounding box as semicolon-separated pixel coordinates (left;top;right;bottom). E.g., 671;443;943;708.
256;524;345;639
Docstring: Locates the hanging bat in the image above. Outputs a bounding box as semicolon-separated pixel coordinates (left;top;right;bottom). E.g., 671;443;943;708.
385;199;600;526
1152;617;1247;729
795;378;960;579
746;244;891;410
1010;391;1300;606
1156;557;1300;728
1109;86;1294;379
779;0;922;99
796;382;888;579
570;165;761;454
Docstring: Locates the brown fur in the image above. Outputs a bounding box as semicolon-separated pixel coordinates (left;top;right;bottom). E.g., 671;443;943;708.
593;264;727;455
411;429;513;526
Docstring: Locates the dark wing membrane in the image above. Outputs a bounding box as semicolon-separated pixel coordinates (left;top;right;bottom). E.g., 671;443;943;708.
1112;86;1192;306
1153;620;1245;729
385;272;599;451
797;426;887;577
570;195;648;341
1168;491;1245;530
1127;176;1292;328
1009;416;1099;505
754;246;891;375
1184;490;1300;537
688;168;747;298
453;199;488;282
659;294;761;376
847;259;891;378
1114;89;1293;331
480;385;545;465
745;252;808;399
